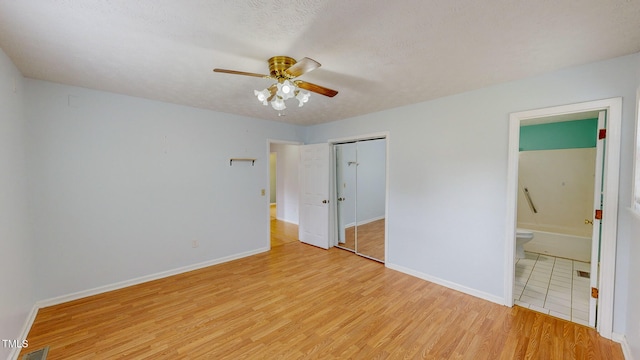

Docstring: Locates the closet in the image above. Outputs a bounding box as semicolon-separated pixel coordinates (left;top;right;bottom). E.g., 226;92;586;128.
334;138;386;262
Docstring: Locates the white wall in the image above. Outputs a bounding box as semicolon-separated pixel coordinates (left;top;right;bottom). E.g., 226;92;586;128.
623;60;640;359
626;211;640;358
270;143;299;224
305;53;640;336
269;152;276;204
24;80;304;301
0;49;34;359
517;148;596;262
517;148;596;238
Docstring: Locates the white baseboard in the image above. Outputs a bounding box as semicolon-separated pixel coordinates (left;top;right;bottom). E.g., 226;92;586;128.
12;247;270;360
385;262;504;305
8;304;39;360
344;215;385;229
275;216;298;225
612;332;633;360
37;247;269;308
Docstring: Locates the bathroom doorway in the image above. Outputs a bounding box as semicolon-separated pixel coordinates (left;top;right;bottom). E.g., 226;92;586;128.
513;112;603;327
505;98;621;339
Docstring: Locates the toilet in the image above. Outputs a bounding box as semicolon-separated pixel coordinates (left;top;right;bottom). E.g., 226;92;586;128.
515;229;534;259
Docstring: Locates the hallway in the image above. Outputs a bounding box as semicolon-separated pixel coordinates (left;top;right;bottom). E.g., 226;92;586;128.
270;204;298;248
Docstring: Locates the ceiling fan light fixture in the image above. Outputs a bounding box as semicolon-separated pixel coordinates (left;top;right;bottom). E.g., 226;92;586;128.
254;89;270;105
276;80;296;100
295;90;310;107
271;96;286;111
214;56;338;113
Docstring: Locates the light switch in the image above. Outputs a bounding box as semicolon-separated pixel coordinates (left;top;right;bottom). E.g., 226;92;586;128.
261;189;266;196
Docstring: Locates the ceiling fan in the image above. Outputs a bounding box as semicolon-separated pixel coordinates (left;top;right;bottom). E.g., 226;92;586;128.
213;56;338;111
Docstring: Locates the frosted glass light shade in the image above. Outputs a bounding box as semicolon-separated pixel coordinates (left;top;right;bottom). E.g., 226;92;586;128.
271;97;286;111
296;90;310;107
255;80;312;111
276;80;296;100
254;89;270;105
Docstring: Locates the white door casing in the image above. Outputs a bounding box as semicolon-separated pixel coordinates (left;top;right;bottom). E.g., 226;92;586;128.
589;111;606;327
505;98;621;339
299;143;330;249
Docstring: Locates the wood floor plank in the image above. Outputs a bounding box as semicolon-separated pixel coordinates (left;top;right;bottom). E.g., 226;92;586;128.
342;218;385;261
270;204;299;248
18;218;624;359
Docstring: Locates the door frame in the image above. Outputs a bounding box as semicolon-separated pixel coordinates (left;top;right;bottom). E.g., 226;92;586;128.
504;98;621;339
328;132;390;260
589;111;606;327
266;139;302;249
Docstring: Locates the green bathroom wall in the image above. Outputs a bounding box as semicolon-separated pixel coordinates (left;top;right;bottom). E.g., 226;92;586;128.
519;119;598;151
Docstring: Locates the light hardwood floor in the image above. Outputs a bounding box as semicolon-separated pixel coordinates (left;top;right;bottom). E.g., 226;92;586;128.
342;219;385;261
20;216;623;359
270;204;298;248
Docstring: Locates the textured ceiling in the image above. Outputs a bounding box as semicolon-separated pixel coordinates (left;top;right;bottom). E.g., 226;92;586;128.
1;1;639;126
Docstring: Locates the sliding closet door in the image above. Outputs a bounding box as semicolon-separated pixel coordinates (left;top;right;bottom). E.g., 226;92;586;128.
335;143;357;251
354;139;386;261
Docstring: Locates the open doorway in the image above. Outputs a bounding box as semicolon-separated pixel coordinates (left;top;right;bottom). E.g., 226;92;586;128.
513;112;603;327
505;98;622;339
267;140;301;248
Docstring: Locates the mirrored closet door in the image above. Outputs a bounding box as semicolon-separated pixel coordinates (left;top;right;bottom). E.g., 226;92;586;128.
336;142;357;252
335;138;386;262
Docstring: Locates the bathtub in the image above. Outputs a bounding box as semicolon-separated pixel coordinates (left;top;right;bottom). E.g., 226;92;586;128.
519;228;592;262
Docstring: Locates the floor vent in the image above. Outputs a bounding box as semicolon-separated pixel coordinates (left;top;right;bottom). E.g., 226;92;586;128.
22;346;49;360
577;270;590;279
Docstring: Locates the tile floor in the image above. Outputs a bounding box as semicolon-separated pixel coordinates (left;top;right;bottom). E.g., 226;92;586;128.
513;251;592;326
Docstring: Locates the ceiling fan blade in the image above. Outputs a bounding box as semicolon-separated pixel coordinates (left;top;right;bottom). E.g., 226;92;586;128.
285;57;321;78
295;80;338;97
213;68;271;78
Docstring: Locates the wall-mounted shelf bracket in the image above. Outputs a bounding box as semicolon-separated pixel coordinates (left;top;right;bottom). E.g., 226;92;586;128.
230;158;256;166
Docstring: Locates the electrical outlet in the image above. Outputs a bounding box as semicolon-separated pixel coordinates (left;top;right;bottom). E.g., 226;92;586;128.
192;240;199;248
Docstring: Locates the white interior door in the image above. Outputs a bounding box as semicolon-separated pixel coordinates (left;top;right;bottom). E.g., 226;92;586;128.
589;110;606;327
299;143;330;249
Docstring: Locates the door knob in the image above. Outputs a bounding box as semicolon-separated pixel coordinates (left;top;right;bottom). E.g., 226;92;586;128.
338;197;345;201
585;219;593;225
322;200;328;204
